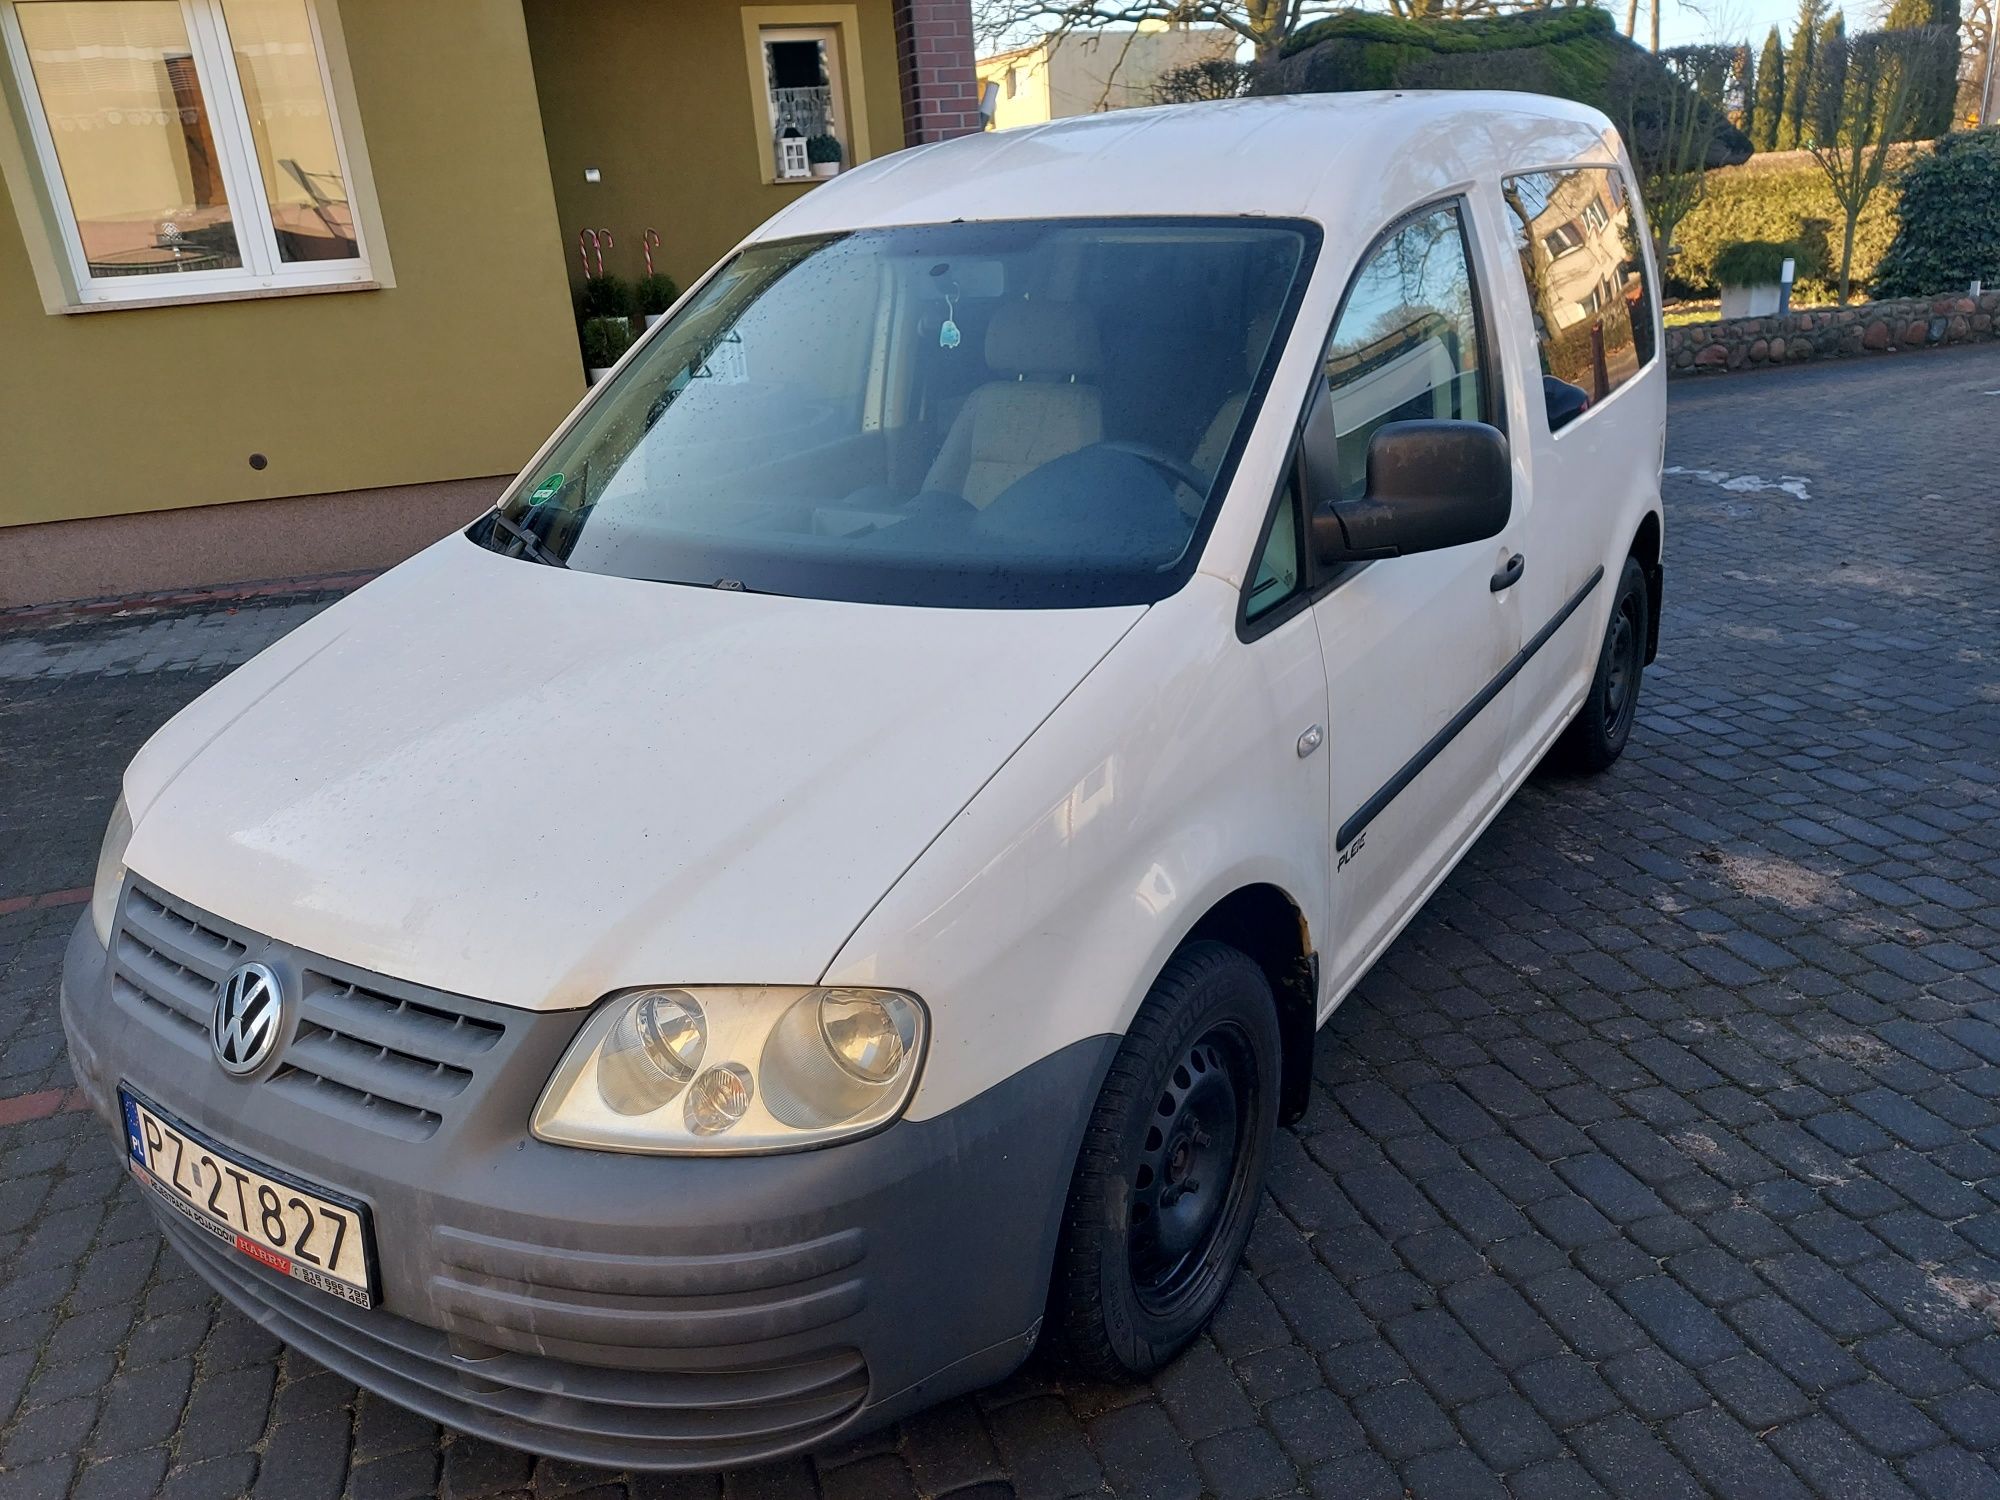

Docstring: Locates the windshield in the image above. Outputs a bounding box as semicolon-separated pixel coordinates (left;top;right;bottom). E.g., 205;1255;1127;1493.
473;219;1316;609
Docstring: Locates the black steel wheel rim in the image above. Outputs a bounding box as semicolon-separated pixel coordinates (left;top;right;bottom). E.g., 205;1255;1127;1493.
1128;1021;1259;1317
1602;587;1643;738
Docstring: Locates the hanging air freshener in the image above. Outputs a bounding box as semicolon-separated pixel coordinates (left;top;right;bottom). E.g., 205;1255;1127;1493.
939;288;962;350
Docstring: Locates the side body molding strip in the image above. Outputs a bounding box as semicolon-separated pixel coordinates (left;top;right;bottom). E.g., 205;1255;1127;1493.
1335;564;1606;852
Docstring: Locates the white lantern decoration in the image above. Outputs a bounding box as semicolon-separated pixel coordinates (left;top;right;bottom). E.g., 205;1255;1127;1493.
778;132;809;181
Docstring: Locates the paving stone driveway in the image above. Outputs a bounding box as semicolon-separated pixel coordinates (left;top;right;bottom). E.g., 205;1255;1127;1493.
3;346;1999;1500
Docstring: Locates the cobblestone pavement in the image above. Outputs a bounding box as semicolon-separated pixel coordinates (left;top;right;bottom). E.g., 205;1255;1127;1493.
3;347;1999;1499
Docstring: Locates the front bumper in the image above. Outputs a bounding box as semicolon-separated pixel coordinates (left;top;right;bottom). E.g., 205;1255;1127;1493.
61;883;1112;1470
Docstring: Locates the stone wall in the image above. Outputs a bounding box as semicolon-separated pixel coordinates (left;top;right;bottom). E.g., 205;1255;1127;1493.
1664;291;1999;376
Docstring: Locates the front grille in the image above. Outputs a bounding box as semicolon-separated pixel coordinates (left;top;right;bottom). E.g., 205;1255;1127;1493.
114;884;249;1039
269;970;505;1142
157;1211;870;1469
112;881;507;1142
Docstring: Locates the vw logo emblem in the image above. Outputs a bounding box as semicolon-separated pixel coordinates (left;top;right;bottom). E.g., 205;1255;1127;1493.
213;962;285;1076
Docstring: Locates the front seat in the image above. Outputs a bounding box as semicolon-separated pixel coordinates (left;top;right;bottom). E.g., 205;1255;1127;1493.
923;301;1102;508
1190;304;1280;498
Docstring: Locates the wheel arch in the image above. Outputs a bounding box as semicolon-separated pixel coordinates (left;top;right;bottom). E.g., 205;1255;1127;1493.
1180;883;1317;1125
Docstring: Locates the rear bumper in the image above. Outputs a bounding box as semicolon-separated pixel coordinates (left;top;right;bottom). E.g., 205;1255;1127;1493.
60;895;1112;1470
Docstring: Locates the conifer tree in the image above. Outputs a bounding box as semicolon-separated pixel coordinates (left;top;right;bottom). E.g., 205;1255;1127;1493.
1779;0;1829;148
1753;26;1786;150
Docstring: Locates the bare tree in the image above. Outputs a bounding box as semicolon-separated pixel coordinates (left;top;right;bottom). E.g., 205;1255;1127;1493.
1378;0;1508;19
1966;0;1994;122
1624;0;1711;52
1807;26;1958;300
975;0;1334;66
1623;45;1737;269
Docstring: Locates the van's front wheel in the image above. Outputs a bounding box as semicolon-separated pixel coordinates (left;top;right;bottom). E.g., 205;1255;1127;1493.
1050;941;1280;1380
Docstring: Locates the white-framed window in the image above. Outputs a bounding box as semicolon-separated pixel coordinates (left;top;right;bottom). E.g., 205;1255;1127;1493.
1543;222;1585;258
1;0;371;304
759;24;846;180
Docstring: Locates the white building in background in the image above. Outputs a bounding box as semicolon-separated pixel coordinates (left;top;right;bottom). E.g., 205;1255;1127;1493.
977;24;1235;129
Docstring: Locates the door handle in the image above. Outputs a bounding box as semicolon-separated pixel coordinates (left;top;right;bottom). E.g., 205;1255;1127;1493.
1490;553;1525;592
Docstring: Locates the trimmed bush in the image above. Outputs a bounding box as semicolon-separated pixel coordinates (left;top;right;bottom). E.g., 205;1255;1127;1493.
1256;10;1751;170
1277;7;1610;66
635;273;680;317
1670;144;1923;300
1871;126;2000;298
579;316;632;370
1714;239;1796;284
575;274;636;322
1151;56;1254;103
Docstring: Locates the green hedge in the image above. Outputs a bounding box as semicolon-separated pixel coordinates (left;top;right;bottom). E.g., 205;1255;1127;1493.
1266;9;1621;101
1670;145;1924;302
1279;8;1612;65
1255;10;1750;169
1872;127;2000;298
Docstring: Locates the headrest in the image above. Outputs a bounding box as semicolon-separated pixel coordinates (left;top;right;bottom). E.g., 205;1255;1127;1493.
985;300;1100;378
1244;305;1279;378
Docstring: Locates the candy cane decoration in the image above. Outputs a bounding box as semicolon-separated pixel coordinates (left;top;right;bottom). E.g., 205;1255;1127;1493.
643;228;660;280
595;228;613;279
578;227;596;278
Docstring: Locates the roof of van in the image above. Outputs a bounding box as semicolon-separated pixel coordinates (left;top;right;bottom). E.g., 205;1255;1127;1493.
762;91;1622;241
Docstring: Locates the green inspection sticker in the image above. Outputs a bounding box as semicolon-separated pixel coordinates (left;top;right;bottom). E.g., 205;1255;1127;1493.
527;473;564;506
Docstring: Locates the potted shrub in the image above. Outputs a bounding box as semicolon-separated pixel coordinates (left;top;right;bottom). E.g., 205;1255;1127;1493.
580;316;632;385
636;273;679;329
575;273;635;327
807;133;844;180
1715;240;1793;319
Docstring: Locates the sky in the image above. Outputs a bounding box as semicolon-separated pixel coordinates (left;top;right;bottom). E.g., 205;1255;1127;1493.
1653;0;1821;51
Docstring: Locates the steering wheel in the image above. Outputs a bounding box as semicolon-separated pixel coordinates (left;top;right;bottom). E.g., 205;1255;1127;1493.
1094;441;1210;499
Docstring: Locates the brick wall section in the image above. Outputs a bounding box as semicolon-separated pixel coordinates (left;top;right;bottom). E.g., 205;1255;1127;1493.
892;0;982;143
1665;290;2000;376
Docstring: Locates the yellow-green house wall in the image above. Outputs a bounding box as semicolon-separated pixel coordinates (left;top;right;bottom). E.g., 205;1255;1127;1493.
523;0;907;294
0;0;583;530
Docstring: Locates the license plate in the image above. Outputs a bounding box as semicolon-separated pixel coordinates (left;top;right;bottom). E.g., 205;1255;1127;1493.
120;1086;377;1308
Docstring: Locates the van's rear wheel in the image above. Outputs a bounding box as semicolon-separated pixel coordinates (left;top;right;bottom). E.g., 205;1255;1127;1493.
1555;556;1648;774
1050;941;1279;1380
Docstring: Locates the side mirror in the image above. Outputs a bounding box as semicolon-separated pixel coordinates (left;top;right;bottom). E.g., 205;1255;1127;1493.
1542;375;1591;432
1307;419;1512;565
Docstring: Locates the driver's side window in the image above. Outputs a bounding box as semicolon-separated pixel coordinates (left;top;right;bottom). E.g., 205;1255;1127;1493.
1320;204;1487;503
1244;201;1488;624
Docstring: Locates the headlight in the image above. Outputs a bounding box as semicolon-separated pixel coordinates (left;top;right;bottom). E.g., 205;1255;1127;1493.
89;795;134;949
532;986;926;1154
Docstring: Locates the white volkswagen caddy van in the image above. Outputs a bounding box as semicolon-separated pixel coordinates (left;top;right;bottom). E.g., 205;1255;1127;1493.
63;92;1665;1469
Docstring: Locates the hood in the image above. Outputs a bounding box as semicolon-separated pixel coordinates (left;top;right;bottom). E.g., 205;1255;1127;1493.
123;536;1142;1010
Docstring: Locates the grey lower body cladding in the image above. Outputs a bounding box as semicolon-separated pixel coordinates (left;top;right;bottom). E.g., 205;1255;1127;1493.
60;892;1113;1470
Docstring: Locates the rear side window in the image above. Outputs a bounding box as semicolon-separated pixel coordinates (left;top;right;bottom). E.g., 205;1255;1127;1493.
1501;167;1656;426
1320;203;1487;503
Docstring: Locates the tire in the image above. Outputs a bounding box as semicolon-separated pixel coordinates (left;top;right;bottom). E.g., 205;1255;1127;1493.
1554;555;1649;774
1049;940;1281;1381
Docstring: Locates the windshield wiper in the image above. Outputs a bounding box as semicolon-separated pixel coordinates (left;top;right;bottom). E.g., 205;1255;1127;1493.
488;510;569;569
